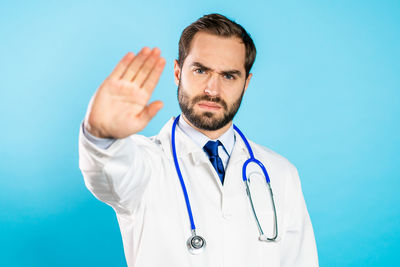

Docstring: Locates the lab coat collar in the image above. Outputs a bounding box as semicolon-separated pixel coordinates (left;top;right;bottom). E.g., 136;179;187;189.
177;115;235;157
156;117;204;163
156;117;249;165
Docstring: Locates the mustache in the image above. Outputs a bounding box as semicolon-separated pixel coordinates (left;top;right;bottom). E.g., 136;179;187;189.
191;95;227;109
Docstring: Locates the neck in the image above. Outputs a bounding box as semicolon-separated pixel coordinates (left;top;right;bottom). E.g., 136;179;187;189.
182;114;232;140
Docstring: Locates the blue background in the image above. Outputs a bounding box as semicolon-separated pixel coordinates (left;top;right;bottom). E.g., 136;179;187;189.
1;0;399;266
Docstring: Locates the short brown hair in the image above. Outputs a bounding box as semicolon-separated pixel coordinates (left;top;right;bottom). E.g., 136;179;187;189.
178;13;256;77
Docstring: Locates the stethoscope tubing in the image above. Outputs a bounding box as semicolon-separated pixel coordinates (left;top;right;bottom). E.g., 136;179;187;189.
233;125;271;184
171;115;196;231
171;115;278;244
234;124;278;241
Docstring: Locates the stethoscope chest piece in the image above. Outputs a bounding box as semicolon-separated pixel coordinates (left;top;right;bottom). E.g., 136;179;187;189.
187;233;206;255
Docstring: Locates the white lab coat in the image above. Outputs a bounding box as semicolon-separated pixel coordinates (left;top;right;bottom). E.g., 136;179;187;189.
79;118;318;267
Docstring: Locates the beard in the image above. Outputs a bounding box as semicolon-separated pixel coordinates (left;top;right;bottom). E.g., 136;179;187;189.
177;79;245;131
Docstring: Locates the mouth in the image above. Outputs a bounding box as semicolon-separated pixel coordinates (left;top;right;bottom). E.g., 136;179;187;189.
197;101;222;111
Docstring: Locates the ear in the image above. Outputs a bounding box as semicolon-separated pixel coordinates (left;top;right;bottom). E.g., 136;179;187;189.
173;60;181;86
243;73;252;93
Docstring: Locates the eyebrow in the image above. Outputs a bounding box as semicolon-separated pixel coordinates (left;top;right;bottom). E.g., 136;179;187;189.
191;61;243;78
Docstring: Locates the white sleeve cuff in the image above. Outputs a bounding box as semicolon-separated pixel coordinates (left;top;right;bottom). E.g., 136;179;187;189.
81;122;116;149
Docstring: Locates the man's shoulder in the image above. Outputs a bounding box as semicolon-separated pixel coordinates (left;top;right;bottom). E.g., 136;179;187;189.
129;118;174;147
246;140;303;191
125;118;174;157
248;140;297;172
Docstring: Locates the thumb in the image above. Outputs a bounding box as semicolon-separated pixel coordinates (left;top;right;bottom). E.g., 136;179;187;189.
137;100;164;124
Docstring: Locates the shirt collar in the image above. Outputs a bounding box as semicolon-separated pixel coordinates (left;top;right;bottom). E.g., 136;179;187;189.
177;114;235;156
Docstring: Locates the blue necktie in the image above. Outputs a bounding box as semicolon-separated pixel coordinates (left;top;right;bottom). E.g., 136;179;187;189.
203;140;225;184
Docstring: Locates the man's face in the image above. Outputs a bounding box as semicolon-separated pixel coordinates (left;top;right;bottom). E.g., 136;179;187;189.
174;32;252;131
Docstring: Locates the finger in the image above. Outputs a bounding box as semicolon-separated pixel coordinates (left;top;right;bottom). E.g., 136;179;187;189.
121;47;151;81
136;100;163;124
134;48;161;87
142;57;166;94
108;52;135;79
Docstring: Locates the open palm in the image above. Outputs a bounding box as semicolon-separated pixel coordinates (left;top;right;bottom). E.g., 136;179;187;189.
85;47;166;139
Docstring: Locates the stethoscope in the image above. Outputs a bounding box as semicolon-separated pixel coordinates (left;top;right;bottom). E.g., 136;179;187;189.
171;115;278;255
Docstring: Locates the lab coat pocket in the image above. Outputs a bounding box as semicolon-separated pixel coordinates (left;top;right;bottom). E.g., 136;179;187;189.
257;227;280;267
255;210;280;267
246;168;281;266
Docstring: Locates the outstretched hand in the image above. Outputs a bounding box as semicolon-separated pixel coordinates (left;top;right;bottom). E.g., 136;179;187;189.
84;47;166;139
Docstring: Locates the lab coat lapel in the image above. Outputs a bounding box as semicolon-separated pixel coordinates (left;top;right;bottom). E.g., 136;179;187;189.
223;131;249;193
156;118;207;163
155;118;223;192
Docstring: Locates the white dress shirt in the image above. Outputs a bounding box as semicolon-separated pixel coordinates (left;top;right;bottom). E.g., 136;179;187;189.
177;116;234;169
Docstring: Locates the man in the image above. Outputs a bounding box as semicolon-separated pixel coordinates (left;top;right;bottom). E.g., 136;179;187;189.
79;13;318;267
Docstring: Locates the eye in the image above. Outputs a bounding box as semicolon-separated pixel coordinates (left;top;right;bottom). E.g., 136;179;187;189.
223;74;235;80
194;68;205;74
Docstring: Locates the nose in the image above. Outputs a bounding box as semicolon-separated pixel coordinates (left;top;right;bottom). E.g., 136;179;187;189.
204;74;221;97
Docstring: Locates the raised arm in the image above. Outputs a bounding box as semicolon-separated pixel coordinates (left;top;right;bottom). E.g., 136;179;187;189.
79;48;166;215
